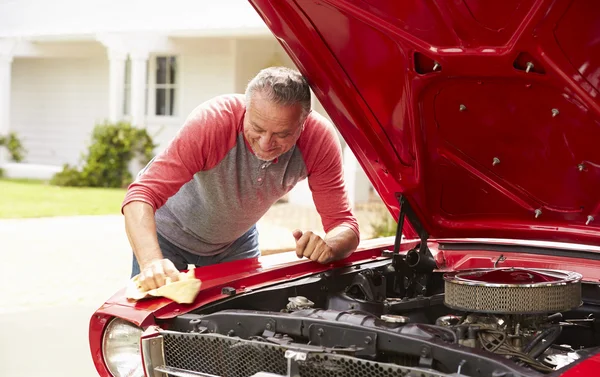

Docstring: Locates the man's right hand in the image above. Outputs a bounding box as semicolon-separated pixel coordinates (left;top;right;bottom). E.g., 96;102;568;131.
138;258;181;291
124;201;180;291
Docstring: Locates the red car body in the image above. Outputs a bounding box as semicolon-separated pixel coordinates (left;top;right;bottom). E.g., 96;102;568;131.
89;1;600;376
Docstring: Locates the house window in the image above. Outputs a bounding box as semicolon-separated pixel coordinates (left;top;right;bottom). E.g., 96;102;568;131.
153;56;178;116
122;56;176;118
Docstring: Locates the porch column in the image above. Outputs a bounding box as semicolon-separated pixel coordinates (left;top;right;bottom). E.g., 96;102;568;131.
129;50;148;128
0;55;12;137
107;49;127;122
0;39;15;165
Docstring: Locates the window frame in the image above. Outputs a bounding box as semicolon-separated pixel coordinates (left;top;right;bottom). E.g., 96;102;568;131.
122;55;180;120
147;55;180;118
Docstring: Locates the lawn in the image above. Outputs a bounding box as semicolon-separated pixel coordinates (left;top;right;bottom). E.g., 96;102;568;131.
0;178;126;218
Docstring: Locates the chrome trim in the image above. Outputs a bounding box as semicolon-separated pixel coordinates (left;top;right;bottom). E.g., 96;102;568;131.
154;366;221;377
153;367;286;377
141;335;166;377
443;267;582;288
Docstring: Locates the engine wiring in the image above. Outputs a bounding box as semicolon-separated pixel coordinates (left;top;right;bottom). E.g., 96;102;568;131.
478;329;556;373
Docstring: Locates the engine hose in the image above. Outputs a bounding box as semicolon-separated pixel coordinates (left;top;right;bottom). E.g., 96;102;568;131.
435;315;461;327
420;324;458;344
524;325;562;359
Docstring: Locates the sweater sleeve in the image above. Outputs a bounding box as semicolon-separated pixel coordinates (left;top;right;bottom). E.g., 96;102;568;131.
298;113;360;240
121;95;242;213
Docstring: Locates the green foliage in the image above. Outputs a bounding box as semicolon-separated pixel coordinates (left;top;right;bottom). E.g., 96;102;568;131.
51;121;157;188
370;205;398;238
0;132;27;162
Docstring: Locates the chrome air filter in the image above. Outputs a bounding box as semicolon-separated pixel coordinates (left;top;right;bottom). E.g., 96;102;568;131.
443;268;582;314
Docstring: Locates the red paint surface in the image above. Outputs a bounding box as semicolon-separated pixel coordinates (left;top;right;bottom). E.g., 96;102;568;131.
88;313;113;377
88;238;404;376
559;352;600;376
95;239;398;320
247;0;600;246
437;247;600;283
89;239;600;376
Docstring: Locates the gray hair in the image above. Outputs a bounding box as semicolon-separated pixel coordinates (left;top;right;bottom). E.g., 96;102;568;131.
245;67;312;119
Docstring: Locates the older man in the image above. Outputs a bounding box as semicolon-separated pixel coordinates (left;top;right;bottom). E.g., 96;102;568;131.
122;67;360;290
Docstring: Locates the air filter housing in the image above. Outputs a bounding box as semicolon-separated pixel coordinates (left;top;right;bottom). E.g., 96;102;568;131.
443;268;582;314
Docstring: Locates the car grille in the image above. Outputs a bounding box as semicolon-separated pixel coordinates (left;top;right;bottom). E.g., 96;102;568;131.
156;331;444;377
297;354;421;377
163;332;287;376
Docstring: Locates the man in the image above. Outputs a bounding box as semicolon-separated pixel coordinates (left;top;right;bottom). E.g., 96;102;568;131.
122;67;360;291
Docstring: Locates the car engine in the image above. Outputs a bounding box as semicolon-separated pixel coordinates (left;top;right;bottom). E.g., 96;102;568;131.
438;268;583;373
158;248;600;377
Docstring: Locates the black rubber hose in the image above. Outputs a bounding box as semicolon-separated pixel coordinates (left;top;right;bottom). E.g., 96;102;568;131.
524;325;562;359
419;324;458;344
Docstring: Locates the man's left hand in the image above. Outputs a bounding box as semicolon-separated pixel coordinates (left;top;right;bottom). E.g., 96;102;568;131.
292;230;336;263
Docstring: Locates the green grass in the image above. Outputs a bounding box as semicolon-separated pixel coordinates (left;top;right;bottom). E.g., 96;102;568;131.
0;178;126;218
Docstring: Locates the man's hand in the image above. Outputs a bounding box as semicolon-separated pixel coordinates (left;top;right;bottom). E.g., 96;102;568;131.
138;258;181;291
124;201;181;291
293;230;337;263
293;226;359;264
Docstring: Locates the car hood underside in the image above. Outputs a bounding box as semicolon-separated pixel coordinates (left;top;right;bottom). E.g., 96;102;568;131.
247;0;600;247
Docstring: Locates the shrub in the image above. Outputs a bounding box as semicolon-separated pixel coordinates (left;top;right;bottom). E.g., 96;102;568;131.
369;204;398;238
0;132;27;162
51;121;157;188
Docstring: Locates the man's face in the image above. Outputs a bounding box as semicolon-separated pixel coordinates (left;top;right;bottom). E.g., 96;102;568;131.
243;91;306;161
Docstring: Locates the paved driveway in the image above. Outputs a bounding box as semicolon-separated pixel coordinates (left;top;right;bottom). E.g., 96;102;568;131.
0;214;301;377
0;203;383;377
1;215;131;377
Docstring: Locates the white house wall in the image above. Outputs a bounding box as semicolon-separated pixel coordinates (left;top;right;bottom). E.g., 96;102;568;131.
10;57;108;166
147;37;294;152
145;38;237;151
233;38;290;93
4;33;373;203
12;41;108;58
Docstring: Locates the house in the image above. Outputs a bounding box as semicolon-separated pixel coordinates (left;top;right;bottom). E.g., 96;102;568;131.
0;0;373;206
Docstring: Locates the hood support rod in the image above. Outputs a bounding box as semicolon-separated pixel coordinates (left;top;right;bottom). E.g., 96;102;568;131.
392;194;406;256
390;194;436;298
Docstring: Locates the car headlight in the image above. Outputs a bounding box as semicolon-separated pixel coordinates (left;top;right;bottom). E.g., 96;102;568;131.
102;317;144;377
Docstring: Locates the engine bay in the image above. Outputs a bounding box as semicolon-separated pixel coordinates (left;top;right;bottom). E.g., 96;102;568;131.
159;198;600;377
162;249;600;377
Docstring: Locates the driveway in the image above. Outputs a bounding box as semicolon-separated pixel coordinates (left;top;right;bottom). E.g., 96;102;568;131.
0;214;298;377
0;202;384;377
1;215;131;377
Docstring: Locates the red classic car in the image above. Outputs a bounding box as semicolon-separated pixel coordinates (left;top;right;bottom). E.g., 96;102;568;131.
89;1;600;376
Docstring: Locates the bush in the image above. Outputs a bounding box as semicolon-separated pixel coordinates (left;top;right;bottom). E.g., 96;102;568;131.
0;132;27;162
51;121;157;188
370;204;398;238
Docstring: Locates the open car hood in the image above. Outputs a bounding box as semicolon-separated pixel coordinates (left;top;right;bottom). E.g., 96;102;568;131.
247;0;600;246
